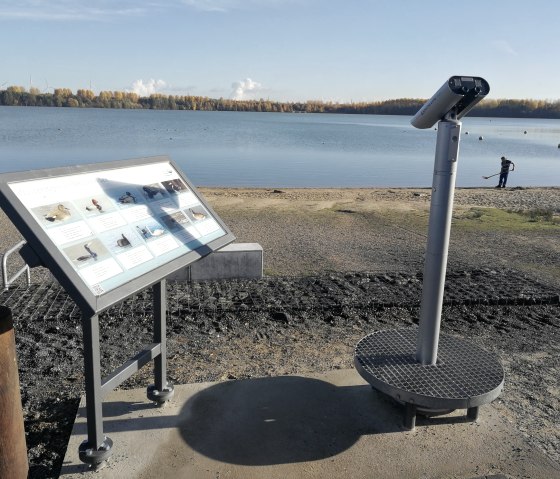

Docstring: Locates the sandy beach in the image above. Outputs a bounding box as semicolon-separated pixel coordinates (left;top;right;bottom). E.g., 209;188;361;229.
1;186;559;478
202;186;560;284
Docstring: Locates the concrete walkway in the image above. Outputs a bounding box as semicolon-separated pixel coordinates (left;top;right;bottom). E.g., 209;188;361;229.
61;369;559;479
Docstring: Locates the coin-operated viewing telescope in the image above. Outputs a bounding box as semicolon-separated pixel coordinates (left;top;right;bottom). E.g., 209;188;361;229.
354;76;503;431
411;76;490;365
411;76;490;129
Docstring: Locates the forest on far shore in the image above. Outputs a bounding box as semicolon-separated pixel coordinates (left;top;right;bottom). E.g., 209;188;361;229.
2;86;560;119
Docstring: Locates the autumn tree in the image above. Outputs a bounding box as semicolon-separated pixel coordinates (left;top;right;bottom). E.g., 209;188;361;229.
77;89;95;100
54;88;72;97
7;86;26;93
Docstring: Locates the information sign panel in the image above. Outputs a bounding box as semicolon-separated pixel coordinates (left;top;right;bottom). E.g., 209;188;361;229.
0;156;235;314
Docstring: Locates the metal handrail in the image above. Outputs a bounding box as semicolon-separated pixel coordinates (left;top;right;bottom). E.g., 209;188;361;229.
2;240;31;291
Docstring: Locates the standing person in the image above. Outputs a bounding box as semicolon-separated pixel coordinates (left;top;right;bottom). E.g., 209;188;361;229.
496;156;515;188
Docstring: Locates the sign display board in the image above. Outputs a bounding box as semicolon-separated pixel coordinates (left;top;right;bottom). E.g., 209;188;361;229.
0;156;235;314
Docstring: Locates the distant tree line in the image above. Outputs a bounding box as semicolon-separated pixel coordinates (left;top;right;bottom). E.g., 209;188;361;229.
1;85;560;118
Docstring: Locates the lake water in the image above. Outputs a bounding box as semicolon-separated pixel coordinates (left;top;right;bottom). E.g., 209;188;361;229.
1;106;559;187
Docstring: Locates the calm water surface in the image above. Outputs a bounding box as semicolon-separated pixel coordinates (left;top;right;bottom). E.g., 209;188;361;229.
1;106;559;187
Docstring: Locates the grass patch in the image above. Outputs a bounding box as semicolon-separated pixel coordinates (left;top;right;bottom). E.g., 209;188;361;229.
518;207;555;223
454;207;559;231
463;208;485;219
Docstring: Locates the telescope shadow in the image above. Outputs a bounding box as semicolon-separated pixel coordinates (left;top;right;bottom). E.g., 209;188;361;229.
174;375;404;466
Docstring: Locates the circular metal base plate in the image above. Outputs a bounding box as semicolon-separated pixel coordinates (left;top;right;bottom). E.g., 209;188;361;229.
354;329;504;410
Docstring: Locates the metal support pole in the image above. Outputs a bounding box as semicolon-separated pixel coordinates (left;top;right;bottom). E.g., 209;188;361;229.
147;279;174;404
416;118;461;365
0;306;28;479
79;313;112;467
154;280;166;391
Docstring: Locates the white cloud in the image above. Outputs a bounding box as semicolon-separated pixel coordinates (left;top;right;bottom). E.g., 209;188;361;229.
181;0;230;12
0;1;149;21
230;78;263;100
181;0;305;13
492;40;518;56
129;79;167;96
0;0;308;20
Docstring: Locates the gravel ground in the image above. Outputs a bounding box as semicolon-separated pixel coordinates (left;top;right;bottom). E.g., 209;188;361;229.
0;187;558;478
204;187;560;286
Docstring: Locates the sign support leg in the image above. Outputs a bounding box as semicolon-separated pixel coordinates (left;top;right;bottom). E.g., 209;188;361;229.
147;279;174;404
79;313;113;467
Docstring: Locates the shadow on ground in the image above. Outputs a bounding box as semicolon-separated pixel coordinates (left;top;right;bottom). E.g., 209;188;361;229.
177;375;402;466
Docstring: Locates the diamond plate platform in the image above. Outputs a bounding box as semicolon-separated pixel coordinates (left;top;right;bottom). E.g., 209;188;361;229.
354;328;504;427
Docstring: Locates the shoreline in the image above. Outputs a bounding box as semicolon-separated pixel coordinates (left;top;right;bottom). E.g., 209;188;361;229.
198;185;560;213
4;97;560;119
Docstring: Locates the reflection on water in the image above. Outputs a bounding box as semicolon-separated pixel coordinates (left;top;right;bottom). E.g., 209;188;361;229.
0;107;558;187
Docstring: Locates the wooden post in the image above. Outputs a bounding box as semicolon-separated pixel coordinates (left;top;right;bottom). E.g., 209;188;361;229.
0;305;29;479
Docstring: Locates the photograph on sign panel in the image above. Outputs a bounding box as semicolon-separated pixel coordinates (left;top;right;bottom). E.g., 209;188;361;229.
74;193;116;218
31;201;81;227
97;226;155;271
97;225;145;255
140;183;168;201
101;184;146;209
158;211;203;247
133;219;169;241
185;205;209;222
159;211;191;231
161;178;189;195
62;238;112;268
115;190;141;206
184;204;222;236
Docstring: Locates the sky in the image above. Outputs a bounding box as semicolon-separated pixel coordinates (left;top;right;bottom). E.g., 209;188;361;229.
0;0;558;103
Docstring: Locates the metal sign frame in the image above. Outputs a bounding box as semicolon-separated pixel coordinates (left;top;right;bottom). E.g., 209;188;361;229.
0;156;236;467
0;155;235;315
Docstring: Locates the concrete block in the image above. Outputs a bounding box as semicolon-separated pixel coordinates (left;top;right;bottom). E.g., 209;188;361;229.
167;243;263;282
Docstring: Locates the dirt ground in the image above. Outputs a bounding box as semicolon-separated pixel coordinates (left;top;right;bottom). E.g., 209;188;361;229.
1;187;558;478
